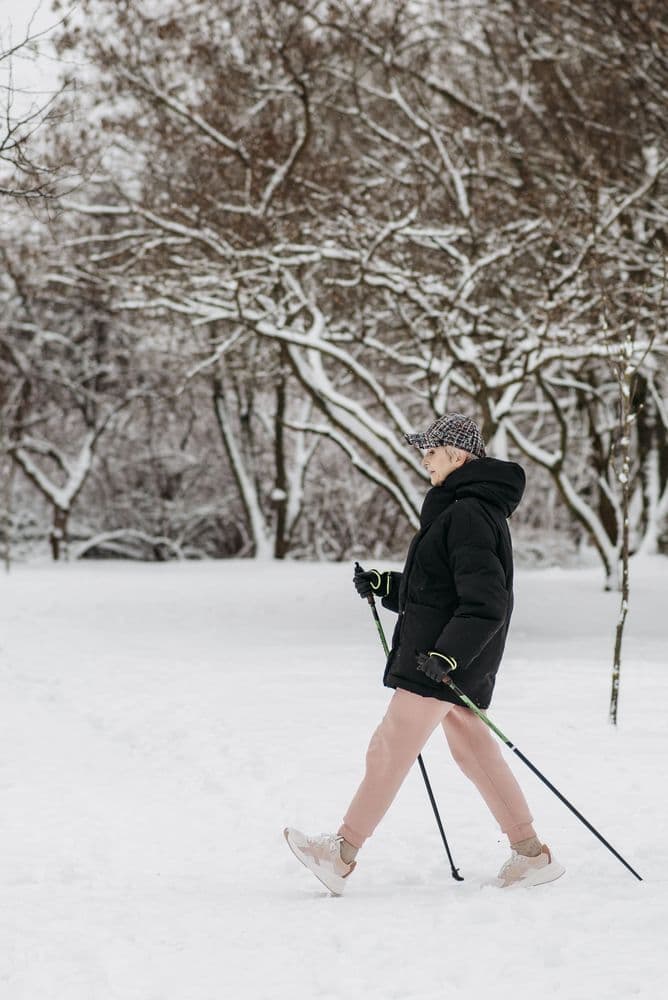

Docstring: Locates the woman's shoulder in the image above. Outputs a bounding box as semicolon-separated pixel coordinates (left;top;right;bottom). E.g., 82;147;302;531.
445;497;500;543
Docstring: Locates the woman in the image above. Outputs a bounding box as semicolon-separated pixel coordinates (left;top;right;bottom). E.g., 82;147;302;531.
284;413;564;894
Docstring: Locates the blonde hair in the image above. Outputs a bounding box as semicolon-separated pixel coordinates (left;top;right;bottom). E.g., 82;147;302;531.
444;445;477;464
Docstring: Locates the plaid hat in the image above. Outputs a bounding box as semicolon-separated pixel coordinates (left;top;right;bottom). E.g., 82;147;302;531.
404;413;486;458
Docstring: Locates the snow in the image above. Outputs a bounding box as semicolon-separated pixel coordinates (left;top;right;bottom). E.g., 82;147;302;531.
1;556;667;999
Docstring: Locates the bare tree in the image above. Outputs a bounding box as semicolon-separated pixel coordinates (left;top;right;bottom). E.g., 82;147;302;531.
0;4;74;200
0;235;151;559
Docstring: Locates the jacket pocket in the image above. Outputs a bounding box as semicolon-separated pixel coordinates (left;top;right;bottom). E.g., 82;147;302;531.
391;601;453;685
403;600;451;646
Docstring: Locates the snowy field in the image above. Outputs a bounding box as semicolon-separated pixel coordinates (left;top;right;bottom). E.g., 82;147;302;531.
1;556;667;1000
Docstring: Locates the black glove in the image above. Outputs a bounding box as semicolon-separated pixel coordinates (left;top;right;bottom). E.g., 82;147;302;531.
353;563;387;599
416;651;457;683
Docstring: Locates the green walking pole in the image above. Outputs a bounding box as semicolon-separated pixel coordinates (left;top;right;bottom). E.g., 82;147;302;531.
444;679;643;882
355;563;463;882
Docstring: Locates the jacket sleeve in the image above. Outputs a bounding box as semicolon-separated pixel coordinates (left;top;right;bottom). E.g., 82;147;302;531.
380;571;402;614
433;503;508;670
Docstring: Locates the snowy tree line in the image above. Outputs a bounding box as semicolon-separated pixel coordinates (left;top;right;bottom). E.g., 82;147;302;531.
1;0;667;585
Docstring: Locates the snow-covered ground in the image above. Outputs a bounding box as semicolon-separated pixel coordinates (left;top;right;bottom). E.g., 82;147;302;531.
1;557;667;999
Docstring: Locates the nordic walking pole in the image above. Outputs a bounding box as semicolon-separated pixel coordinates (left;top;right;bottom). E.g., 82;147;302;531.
355;563;464;882
445;679;643;881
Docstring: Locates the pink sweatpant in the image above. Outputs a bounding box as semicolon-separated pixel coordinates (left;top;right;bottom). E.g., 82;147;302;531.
339;689;535;850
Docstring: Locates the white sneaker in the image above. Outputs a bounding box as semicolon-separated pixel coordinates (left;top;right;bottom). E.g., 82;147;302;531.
283;828;356;896
495;844;565;888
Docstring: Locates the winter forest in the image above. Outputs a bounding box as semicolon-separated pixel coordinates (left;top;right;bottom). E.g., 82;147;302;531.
1;0;667;583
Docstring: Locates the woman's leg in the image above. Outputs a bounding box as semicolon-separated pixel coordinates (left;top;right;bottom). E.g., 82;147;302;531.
442;705;536;843
339;689;454;849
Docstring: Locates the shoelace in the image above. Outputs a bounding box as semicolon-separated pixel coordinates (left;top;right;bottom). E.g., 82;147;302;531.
307;834;342;855
498;850;521;876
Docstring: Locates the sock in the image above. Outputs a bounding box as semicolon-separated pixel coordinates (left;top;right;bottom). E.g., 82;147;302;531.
511;835;542;858
339;838;359;865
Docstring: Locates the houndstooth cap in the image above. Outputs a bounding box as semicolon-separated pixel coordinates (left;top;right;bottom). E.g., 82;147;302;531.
404;413;486;458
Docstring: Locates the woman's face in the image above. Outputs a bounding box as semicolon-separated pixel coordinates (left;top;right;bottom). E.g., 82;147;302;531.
421;446;465;486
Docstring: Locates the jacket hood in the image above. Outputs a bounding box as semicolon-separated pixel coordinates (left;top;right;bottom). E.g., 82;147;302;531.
420;457;525;526
451;457;525;517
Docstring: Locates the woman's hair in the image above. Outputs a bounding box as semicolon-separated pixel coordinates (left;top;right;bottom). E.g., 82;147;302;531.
444;445;478;464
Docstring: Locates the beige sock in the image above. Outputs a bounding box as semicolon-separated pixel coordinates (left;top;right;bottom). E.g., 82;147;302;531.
511;835;542;858
339;838;359;865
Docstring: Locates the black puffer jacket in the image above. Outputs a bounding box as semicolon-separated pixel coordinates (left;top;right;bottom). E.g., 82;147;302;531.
381;458;525;709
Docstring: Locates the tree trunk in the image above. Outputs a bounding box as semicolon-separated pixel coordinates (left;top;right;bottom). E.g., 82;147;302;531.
50;507;69;561
609;336;636;724
212;377;273;559
609;432;631;725
273;362;289;560
2;456;15;571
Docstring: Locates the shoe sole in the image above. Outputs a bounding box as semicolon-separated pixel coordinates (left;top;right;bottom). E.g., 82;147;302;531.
492;860;566;889
283;828;347;896
523;860;566;887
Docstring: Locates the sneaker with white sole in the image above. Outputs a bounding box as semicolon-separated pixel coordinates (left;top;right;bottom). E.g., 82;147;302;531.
495;844;565;888
283;828;356;896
